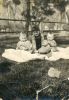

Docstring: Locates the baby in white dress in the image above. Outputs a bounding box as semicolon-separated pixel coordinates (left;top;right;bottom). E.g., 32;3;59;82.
16;32;32;51
47;33;57;52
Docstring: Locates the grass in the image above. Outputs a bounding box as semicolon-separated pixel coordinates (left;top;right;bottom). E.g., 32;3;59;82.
0;45;69;99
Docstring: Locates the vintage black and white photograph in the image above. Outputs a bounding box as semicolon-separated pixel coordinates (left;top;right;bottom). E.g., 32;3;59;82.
0;0;69;100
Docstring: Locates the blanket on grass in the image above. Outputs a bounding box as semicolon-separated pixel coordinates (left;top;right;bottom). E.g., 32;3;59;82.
2;47;69;63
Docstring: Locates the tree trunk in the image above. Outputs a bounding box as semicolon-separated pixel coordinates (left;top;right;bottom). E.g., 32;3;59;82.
25;0;30;38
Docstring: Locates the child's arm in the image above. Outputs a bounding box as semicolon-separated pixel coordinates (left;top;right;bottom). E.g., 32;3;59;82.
16;41;20;49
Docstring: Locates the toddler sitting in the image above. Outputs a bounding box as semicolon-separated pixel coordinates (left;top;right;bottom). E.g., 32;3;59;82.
47;33;57;52
16;32;32;51
38;40;52;57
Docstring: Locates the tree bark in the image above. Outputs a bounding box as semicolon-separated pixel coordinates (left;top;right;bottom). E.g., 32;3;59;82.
25;0;30;38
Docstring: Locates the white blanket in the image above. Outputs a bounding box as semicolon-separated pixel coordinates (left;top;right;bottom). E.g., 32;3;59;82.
2;47;69;63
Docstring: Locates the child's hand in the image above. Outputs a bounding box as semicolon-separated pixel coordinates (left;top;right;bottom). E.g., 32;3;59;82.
30;50;34;54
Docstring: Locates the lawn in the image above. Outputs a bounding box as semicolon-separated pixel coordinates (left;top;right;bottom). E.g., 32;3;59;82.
0;46;69;100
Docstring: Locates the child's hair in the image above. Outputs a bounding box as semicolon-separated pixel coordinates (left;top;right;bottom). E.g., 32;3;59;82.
32;25;40;32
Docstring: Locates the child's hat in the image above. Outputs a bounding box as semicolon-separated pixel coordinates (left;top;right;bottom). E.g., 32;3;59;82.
32;26;40;32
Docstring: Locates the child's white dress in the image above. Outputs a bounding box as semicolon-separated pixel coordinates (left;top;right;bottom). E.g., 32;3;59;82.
16;40;32;51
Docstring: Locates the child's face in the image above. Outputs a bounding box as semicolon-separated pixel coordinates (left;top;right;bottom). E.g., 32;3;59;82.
47;33;54;41
42;40;48;46
19;33;27;42
34;31;40;36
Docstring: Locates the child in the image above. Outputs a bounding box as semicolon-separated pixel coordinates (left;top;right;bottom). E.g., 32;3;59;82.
38;40;52;57
16;32;32;52
47;33;57;52
32;27;41;52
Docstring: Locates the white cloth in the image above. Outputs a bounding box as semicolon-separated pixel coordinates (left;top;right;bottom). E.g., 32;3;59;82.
2;49;45;63
45;47;69;61
2;47;69;63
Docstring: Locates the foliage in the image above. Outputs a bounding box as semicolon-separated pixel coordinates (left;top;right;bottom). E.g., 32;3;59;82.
35;0;68;15
12;0;21;5
55;0;68;12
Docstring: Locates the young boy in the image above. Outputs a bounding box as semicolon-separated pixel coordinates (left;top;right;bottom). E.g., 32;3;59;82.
32;27;41;52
